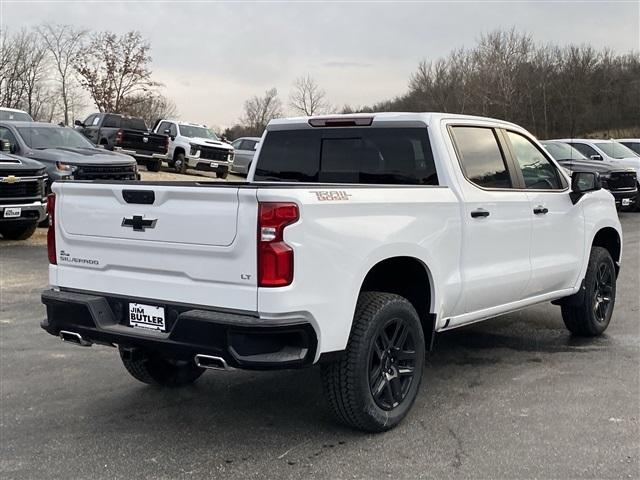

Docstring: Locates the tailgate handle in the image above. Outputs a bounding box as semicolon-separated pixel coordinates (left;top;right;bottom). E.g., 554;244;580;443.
123;190;155;205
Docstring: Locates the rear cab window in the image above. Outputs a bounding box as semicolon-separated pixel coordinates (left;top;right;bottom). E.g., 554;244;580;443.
254;127;438;185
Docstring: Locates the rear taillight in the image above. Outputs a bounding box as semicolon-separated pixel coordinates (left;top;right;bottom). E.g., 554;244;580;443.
115;129;123;145
258;202;299;287
47;193;56;264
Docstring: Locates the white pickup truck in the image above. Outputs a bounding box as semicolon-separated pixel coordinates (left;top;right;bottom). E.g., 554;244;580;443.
41;113;622;432
152;119;234;178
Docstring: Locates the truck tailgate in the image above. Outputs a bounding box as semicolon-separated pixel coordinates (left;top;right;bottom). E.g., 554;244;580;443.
51;182;258;311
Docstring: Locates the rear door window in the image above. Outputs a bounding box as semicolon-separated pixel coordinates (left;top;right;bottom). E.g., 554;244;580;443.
570;143;599;159
254;127;438;185
450;126;512;188
103;115;120;128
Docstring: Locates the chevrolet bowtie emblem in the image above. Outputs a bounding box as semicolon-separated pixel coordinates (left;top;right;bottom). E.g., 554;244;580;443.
2;175;19;183
121;215;157;232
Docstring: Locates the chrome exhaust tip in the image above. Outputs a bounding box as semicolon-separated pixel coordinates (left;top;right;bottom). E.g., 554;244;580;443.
59;330;92;347
194;354;228;370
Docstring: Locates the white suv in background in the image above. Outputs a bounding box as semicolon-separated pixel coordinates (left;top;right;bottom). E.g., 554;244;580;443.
153;120;234;178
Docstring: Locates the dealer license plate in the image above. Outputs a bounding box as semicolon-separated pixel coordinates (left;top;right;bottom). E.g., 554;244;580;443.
622;198;630;207
3;207;21;218
129;303;166;331
210;162;218;168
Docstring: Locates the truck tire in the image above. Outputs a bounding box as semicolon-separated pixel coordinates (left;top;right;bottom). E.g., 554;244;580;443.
216;169;229;179
146;159;162;172
0;222;37;240
321;292;425;432
119;347;204;387
561;246;616;336
174;152;187;174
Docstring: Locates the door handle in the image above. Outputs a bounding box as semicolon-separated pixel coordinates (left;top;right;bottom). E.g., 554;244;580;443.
533;206;549;215
470;209;490;218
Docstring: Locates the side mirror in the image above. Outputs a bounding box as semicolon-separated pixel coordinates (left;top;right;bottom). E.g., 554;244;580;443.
590;154;602;161
74;119;84;127
0;139;10;152
163;129;171;135
570;171;601;204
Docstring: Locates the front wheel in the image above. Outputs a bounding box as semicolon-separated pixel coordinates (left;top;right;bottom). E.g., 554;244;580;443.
119;347;204;387
216;169;229;179
321;292;425;432
174;152;187;174
561;246;616;336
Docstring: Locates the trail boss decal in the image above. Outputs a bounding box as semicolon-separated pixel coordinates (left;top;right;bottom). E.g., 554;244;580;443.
312;190;352;201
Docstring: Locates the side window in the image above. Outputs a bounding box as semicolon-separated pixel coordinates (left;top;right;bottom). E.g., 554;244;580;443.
571;143;599;159
505;131;562;190
451;126;512;188
102;115;120;128
92;116;100;126
169;124;177;137
157;121;170;133
0;127;19;153
84;114;96;126
231;139;242;149
241;140;256;151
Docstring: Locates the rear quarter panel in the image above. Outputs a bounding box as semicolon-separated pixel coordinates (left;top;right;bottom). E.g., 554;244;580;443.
256;186;462;355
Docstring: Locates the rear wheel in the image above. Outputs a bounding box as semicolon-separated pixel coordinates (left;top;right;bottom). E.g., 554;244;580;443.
146;159;162;172
321;292;425;432
216;169;229;179
0;222;38;240
119;347;204;387
561;246;616;336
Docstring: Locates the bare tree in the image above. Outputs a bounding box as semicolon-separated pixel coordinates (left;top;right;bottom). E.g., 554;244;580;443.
74;30;158;113
37;24;86;125
120;92;178;127
241;88;283;135
289;74;328;116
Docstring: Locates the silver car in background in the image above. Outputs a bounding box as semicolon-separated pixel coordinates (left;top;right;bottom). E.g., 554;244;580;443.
230;137;260;175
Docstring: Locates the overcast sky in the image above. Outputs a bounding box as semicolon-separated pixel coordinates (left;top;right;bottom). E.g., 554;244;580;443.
3;1;639;128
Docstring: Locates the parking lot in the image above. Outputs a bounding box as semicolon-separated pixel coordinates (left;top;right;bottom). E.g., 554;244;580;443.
0;162;637;480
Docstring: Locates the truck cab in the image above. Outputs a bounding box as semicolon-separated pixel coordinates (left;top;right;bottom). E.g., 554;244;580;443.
152;120;234;178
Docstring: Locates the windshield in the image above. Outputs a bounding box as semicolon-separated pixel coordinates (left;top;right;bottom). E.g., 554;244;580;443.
541;142;588;161
17;126;95;149
0;110;33;122
595;142;639;159
178;125;218;140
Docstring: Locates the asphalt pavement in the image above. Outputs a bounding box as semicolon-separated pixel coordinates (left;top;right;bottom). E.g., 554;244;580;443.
1;194;638;479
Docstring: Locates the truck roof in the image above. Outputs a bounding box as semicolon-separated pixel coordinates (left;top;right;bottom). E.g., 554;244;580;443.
159;119;207;128
267;112;522;130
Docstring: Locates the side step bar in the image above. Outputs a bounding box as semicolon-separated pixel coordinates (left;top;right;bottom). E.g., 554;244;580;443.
59;330;93;347
194;354;228;370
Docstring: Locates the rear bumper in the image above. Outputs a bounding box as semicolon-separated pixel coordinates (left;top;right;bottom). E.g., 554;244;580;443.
41;289;317;370
113;147;166;161
0;200;47;223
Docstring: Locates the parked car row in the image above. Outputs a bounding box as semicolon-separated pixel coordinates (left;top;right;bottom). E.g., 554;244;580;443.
542;138;640;211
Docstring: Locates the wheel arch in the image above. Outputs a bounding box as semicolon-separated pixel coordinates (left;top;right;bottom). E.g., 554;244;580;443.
358;256;436;350
592;226;622;275
173;146;185;159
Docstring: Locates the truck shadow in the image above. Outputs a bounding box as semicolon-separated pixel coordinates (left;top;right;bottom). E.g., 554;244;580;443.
88;306;612;445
